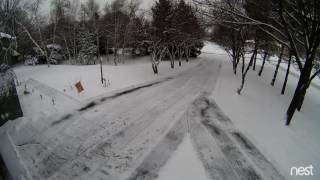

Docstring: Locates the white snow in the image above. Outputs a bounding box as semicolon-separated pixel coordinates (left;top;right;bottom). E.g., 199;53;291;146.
7;54;220;180
46;44;62;50
14;57;199;101
0;32;16;40
156;134;209;180
2;42;320;179
201;41;226;55
211;42;320;179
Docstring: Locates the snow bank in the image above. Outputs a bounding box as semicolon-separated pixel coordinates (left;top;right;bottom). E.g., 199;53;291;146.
211;42;320;179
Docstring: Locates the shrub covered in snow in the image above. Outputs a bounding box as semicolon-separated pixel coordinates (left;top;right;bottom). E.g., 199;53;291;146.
47;44;64;64
0;64;23;126
0;65;16;97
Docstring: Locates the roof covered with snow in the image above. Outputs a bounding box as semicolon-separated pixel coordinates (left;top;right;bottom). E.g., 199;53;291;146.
46;44;62;50
0;32;16;40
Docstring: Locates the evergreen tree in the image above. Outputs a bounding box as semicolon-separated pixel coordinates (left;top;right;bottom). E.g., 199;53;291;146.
175;0;203;39
77;26;97;65
151;0;174;41
173;0;204;58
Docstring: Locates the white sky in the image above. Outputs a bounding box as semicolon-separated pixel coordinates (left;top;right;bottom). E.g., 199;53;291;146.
40;0;155;15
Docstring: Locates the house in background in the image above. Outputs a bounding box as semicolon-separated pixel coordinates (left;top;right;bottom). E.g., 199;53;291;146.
31;44;64;65
0;32;21;65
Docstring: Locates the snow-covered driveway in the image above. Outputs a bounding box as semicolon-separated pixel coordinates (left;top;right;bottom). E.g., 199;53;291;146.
7;52;283;180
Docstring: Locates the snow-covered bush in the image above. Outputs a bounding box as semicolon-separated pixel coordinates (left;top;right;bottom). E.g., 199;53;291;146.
0;64;16;97
24;56;38;65
47;44;64;64
0;64;23;125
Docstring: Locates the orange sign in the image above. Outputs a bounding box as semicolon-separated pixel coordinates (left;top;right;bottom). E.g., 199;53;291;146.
75;81;84;93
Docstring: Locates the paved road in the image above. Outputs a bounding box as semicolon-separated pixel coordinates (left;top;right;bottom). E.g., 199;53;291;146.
14;54;284;180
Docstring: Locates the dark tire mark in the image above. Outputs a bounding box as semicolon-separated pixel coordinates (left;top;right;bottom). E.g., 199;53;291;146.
194;94;284;180
78;102;96;112
51;114;73;126
196;95;263;180
201;119;262;180
99;78;172;103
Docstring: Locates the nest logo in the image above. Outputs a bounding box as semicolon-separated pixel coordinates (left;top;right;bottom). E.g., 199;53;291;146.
290;165;314;176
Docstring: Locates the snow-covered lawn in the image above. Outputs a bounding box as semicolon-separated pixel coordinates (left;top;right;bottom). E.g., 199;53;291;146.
212;43;320;179
14;57;199;101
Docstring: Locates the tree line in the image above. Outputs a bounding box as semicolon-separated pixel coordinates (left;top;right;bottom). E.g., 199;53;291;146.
0;0;204;71
195;0;320;125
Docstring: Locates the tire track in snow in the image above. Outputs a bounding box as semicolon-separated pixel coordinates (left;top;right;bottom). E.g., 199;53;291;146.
191;94;285;180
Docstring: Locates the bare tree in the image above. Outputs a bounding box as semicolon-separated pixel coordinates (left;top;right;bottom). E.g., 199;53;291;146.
195;0;320;125
150;40;167;74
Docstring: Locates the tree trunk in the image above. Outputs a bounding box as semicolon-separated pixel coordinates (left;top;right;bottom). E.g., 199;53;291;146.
100;58;103;84
258;51;268;76
114;48;118;66
253;52;257;71
241;53;245;73
232;54;237;75
179;47;182;66
271;46;284;86
185;47;189;62
232;30;237;75
106;39;109;62
237;48;256;94
170;46;175;69
152;63;158;74
252;41;258;71
286;56;313;125
286;86;301;125
281;54;292;94
296;54;315;111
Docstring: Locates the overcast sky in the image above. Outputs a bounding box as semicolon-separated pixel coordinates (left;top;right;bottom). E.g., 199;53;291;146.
40;0;156;15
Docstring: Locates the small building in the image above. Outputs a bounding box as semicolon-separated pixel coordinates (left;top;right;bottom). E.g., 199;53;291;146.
0;64;23;126
132;40;153;55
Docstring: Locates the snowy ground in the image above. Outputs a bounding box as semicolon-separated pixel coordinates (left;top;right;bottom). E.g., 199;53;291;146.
14;56;199;101
212;43;320;180
0;42;319;180
155;134;209;180
8;54;223;180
